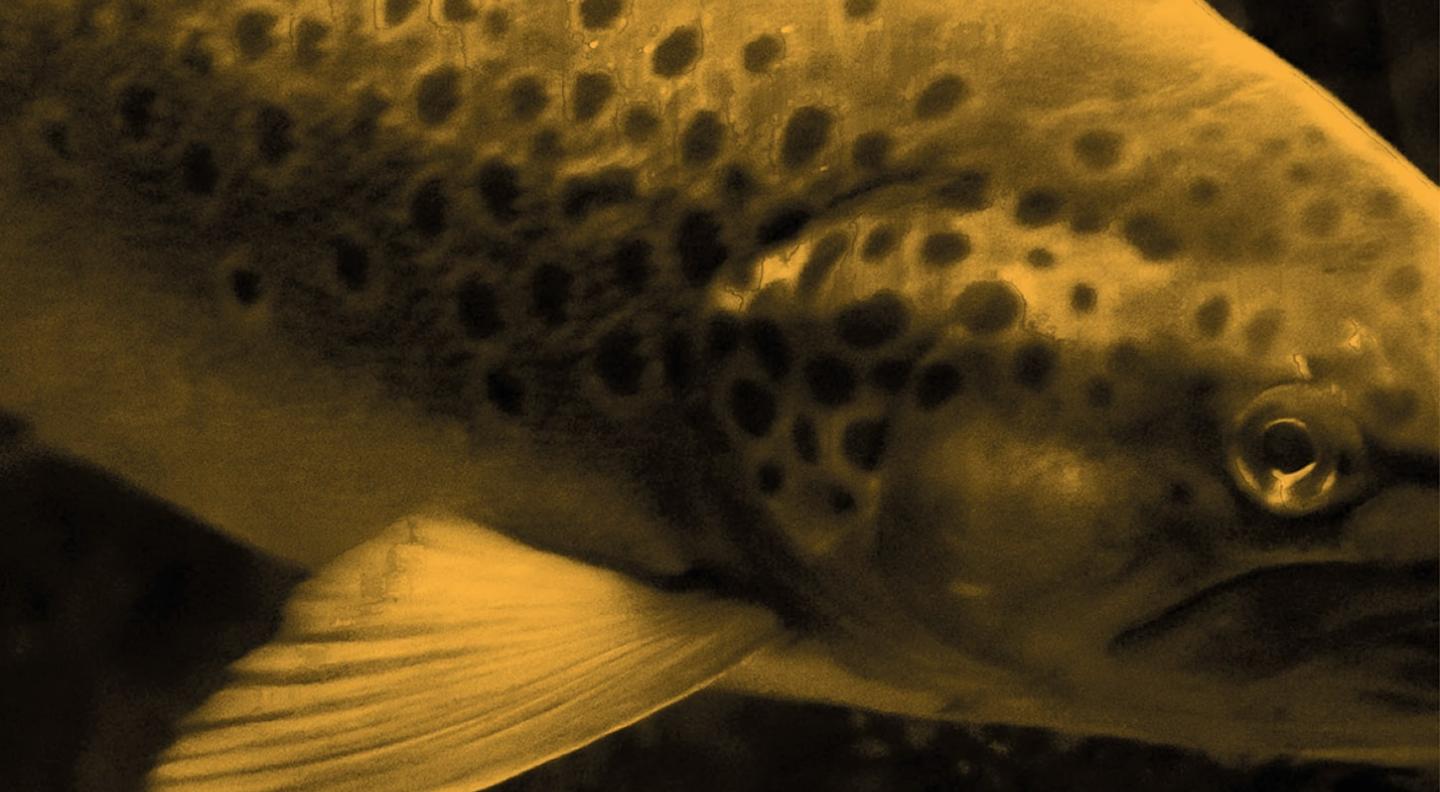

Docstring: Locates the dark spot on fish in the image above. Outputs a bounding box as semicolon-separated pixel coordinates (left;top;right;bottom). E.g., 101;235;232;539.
1107;341;1144;375
914;74;968;119
579;0;622;28
780;106;833;169
1364;386;1419;425
1012;343;1055;391
915;362;962;410
798;232;849;294
681;111;725;166
1287;162;1315;184
720;164;756;205
229;268;262;305
829;486;857;514
835;291;909;348
844;0;878;17
1383;265;1423;301
596;329;647;396
792;415;819;463
255;103;294;164
1300;199;1341;237
920;231;970;267
1070;206;1108;234
331;237;370;292
622;106;661;143
1085;377;1113;408
179;142;219;195
730;378;777;437
483;8;510;36
561;167;637;219
1243;309;1283;355
529;264;572;326
743;34;784;73
349;90;390;145
572;72;614;122
416;66;462;126
1188;178;1220;205
804;356;857;407
533;128;564;160
861;225;900;261
442;0;478;22
1026;248;1055;269
1015;190;1064;227
508;76;549;121
869;358;913;393
756;204;813;245
40;121;70;159
456;277;503;340
745;318;791;380
1167;481;1193;506
952;280;1022;335
851;131;891;170
295;18;330;67
663;332;695;394
1073;129;1123;170
118;84;156;140
1123;214;1183;261
409;178;448;237
1194;296;1230;337
842;418;889;471
485;368;525;416
675;209;729;286
475;158;521;223
706;313;742;361
934;170;990;212
757;461;784;494
609;237;652;295
1070;283;1097;314
384;0;420;26
234;9;277;59
179;34;215;75
653;27;701;77
1365;189;1399;219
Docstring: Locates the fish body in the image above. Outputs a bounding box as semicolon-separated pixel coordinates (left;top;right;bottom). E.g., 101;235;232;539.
0;0;1435;788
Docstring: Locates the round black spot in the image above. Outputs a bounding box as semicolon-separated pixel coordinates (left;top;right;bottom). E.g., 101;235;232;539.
803;356;857;407
1194;295;1230;337
861;225;899;261
117;84;156;140
1260;421;1316;474
706;313;742;360
508;76;549;121
442;0;478;21
579;0;623;29
483;8;510;36
675;209;729;286
1123;214;1183;261
609;237;652;295
572;72;614;122
409;178;448;236
720;164;756;204
1243;309;1283;355
1382;265;1422;300
798;232;849;294
745;318;792;380
234;10;278;59
1014;190;1064;227
230;268;262;305
1070;283;1097;314
1167;481;1193;506
757;461;784;494
920;231;971;267
561;168;637;220
844;0;878;17
485;368;525;416
743;34;783;73
869;358;913;393
1013;343;1055;391
255;104;294;164
780;106;833;169
1025;248;1055;268
915;362;962;410
729;378;777;437
835;291;909;348
756;204;813;245
416;66;462;126
179;142;219;195
531;129;564;161
1188;178;1220;205
456;277;504;339
662;332;694;393
1084;377;1113;408
474;159;521;223
952;280;1023;336
792;416;819;464
829;486;857;514
914;74;968;119
331;238;369;291
842;418;889;471
1287;162;1314;184
1300;199;1341;237
851;131;891;170
1070;207;1108;234
1073;129;1123;170
1364;386;1419;425
934;170;991;212
295;18;330;67
530;264;573;326
384;0;420;25
596;329;648;396
180;34;215;74
681;110;725;166
622;106;661;143
653;27;701;77
1107;341;1144;375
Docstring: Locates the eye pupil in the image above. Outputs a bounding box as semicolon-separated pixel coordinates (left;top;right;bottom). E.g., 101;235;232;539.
1260;420;1316;474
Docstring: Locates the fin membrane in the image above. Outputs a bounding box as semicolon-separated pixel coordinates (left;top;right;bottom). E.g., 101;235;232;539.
147;515;780;791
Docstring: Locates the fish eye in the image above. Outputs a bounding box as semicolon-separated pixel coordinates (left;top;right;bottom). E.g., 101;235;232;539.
1227;384;1368;516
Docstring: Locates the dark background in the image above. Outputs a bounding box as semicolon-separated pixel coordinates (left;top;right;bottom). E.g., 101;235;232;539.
2;1;1436;790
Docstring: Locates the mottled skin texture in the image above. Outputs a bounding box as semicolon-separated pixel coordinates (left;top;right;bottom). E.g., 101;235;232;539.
0;0;1435;777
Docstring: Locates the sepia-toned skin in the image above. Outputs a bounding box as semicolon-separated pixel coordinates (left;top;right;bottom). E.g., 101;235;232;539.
0;0;1435;784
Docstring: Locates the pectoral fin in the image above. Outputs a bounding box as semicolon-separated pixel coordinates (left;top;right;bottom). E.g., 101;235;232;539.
147;514;781;792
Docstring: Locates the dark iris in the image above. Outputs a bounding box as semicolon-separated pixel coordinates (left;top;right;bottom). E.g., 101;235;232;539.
1260;420;1317;474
